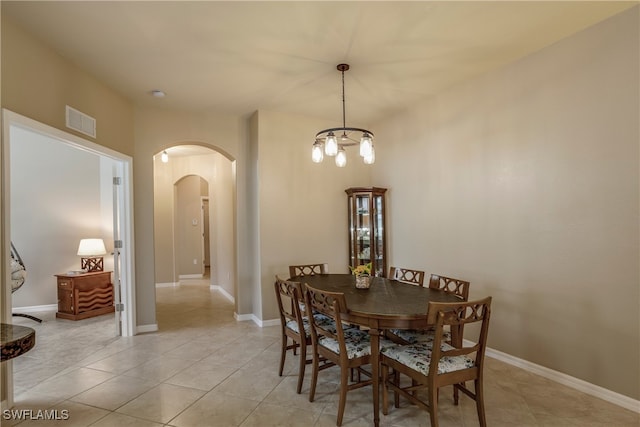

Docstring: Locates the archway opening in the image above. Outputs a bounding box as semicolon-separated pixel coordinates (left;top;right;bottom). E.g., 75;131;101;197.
152;144;237;316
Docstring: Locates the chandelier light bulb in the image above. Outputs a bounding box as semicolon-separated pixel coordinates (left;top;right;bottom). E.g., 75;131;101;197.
311;141;324;163
360;133;372;158
325;132;338;156
364;145;375;164
335;147;347;167
161;150;169;163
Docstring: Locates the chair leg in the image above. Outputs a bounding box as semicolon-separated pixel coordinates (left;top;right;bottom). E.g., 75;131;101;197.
475;379;487;427
428;386;439;427
296;341;306;394
394;370;400;408
309;353;319;402
337;365;349;427
381;363;389;415
454;382;461;405
279;335;287;376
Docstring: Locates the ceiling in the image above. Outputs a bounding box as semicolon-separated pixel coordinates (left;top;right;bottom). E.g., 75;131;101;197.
3;1;635;127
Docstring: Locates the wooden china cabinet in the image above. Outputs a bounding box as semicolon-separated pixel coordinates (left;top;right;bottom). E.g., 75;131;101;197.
346;187;387;277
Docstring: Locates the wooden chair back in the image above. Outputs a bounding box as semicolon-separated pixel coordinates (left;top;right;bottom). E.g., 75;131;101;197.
289;263;329;278
428;274;470;301
303;284;349;355
426;297;492;378
274;276;305;331
389;266;425;286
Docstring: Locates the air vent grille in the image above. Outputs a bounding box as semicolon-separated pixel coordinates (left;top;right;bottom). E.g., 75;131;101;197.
65;105;96;138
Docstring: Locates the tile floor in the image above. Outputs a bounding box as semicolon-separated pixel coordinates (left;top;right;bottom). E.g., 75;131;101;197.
7;279;639;426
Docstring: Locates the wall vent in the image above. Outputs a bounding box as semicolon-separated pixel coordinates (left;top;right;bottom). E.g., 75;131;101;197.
65;105;96;138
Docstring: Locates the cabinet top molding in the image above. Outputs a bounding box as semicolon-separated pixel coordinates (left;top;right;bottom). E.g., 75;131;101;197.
345;187;387;195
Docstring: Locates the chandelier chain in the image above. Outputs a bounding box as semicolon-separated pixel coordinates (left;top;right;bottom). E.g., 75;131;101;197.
341;68;346;130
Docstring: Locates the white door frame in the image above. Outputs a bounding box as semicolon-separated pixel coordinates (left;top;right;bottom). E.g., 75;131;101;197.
2;109;136;337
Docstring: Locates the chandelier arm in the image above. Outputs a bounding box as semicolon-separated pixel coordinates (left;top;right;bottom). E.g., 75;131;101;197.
315;127;374;138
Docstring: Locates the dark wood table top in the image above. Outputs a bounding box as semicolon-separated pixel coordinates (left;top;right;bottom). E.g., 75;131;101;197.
1;323;36;362
291;273;461;328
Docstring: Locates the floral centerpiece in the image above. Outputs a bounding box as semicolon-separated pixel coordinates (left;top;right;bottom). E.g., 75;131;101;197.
350;262;372;288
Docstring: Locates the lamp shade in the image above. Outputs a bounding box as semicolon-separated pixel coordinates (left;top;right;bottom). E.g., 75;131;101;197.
77;239;107;256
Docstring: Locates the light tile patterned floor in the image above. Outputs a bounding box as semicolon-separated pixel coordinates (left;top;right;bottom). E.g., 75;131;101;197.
8;279;639;426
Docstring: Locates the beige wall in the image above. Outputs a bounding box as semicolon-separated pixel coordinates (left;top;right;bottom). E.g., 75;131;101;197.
153;154;177;285
373;7;639;399
255;110;373;321
1;17;134;156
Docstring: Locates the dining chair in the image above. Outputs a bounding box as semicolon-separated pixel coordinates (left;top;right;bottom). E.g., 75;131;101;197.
386;266;426;343
429;273;470;301
274;276;310;394
289;263;329;278
391;273;471;345
381;297;492;427
303;283;393;426
389;266;425;286
274;276;336;394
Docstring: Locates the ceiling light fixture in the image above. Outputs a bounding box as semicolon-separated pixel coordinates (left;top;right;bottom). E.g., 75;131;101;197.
151;90;166;98
161;150;169;163
312;64;375;167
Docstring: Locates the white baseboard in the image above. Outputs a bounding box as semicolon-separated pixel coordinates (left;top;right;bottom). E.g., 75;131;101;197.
260;318;280;327
233;312;279;328
234;312;254;322
12;304;57;313
210;285;235;303
179;274;203;279
485;346;640;413
136;324;158;334
155;282;179;288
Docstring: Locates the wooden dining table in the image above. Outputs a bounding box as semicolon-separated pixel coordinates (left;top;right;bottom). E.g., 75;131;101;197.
290;273;461;427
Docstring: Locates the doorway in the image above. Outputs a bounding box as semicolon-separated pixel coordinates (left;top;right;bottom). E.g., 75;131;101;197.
2;110;135;337
152;144;236;304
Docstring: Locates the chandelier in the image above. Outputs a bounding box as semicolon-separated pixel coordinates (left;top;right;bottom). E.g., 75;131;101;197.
312;64;375;167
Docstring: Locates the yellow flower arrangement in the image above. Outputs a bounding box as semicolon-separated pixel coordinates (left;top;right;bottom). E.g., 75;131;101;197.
350;262;372;277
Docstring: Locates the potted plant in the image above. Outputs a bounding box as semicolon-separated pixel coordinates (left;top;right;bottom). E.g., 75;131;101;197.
350;262;373;289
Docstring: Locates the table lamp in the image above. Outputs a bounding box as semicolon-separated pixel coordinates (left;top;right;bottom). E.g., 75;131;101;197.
77;238;107;272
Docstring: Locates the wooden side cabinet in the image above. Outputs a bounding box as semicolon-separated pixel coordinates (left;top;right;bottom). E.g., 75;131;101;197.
55;271;114;320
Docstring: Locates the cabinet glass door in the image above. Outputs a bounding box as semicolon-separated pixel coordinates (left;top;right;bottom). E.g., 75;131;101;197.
355;194;371;265
372;194;384;277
